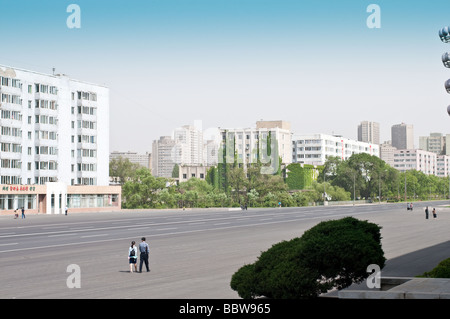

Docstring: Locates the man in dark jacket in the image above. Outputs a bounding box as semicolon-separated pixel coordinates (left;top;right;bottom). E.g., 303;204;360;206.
139;237;150;272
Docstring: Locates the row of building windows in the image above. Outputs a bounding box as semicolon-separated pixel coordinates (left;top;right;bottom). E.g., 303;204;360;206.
1;110;22;121
1;93;22;105
0;77;22;89
1;143;22;153
0;175;98;186
0;194;36;210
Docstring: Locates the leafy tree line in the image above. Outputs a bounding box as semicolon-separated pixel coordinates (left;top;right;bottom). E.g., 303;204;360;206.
111;153;450;209
321;153;450;202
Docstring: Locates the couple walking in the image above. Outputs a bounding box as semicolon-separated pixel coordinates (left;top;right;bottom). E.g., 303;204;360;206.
424;206;437;219
128;237;150;273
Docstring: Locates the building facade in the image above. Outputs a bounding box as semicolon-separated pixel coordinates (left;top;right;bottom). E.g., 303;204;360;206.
391;123;414;150
0;65;109;186
292;133;380;166
152;136;176;178
0;65;121;214
419;133;448;155
436;155;450;177
357;121;380;145
388;149;437;175
380;141;397;165
219;120;292;168
176;165;210;183
173;125;204;166
110;151;152;170
0;183;121;215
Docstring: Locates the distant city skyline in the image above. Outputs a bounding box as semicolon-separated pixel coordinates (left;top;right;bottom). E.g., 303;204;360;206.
2;0;450;153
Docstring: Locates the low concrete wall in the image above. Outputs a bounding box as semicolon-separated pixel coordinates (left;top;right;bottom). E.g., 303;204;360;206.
338;277;450;299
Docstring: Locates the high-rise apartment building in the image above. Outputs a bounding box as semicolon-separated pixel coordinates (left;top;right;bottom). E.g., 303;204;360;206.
0;64;109;186
391;123;414;150
173;125;203;166
152;136;176;178
0;65;121;215
419;133;448;155
357;121;380;145
219;120;292;168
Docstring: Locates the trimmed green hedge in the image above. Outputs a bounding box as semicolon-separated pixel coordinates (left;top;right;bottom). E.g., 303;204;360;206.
230;217;385;299
419;258;450;278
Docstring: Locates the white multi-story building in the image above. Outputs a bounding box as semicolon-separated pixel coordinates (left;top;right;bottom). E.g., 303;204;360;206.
219;121;292;167
436;155;450;177
0;65;109;186
388;149;436;175
292;133;380;166
173;125;204;166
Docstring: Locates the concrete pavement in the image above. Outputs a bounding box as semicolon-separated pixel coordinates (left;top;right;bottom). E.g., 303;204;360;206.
1;202;450;299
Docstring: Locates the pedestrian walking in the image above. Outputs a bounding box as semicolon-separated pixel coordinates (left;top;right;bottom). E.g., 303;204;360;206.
139;237;150;273
65;207;68;216
128;241;138;273
425;206;429;219
433;208;437;219
21;207;25;219
14;210;18;219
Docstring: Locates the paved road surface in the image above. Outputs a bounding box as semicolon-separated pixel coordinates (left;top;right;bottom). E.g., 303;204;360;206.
0;201;449;298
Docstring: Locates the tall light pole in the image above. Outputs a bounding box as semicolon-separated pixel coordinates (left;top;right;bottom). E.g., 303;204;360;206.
404;172;407;202
439;27;450;201
378;174;381;204
353;173;356;206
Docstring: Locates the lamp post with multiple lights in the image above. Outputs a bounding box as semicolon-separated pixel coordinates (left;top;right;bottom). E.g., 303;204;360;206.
439;26;450;198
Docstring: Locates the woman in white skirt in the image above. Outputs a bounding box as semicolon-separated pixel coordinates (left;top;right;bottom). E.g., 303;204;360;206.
128;241;138;273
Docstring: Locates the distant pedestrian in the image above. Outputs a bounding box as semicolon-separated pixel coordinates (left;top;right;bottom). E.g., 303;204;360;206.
433;208;437;219
425;206;429;219
139;237;150;273
128;241;138;273
14;210;18;219
21;207;25;219
65;207;68;216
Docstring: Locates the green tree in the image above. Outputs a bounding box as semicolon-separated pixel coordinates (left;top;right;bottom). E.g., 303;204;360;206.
227;166;248;204
109;157;141;185
172;164;180;178
122;168;168;208
230;217;385;299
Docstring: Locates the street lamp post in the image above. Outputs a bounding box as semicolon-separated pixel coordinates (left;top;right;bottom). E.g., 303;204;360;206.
353;173;356;206
378;174;381;204
404;173;407;203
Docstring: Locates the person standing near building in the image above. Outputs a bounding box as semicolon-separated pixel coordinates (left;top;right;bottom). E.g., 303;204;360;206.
128;241;138;273
21;207;25;219
139;237;150;273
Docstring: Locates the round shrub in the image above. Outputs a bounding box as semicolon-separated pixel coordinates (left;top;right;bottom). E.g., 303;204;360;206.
230;217;385;299
297;217;386;290
420;258;450;278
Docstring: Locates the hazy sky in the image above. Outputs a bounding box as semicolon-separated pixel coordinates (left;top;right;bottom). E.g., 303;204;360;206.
2;0;450;153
